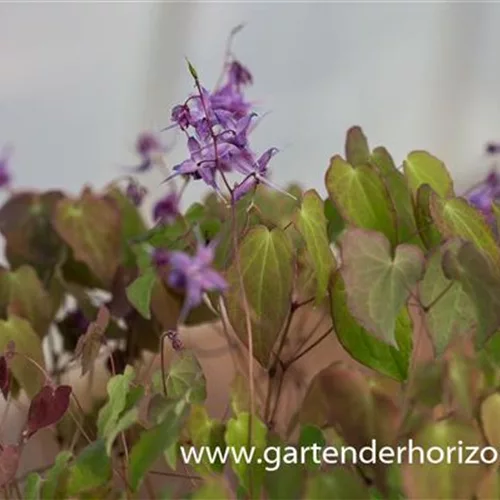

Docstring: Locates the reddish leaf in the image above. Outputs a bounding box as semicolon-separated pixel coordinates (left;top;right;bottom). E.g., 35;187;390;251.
24;385;72;439
74;305;110;376
0;356;10;400
0;445;20;488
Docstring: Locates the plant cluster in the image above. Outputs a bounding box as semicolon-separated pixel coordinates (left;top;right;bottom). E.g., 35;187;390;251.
1;26;500;499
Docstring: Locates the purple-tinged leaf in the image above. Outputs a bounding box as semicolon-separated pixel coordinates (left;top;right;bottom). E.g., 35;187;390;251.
0;445;20;488
24;384;72;439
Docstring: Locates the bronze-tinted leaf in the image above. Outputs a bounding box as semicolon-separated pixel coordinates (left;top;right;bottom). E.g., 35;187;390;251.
53;187;121;288
0;191;66;284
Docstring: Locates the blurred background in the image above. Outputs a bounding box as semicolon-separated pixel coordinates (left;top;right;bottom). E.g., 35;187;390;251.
2;1;500;218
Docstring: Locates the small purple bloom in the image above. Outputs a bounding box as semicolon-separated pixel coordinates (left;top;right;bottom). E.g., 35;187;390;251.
233;174;258;202
125;180;147;206
228;60;253;87
167;241;227;321
171;104;191;130
132;132;165;172
152;191;180;224
0;147;12;189
152;248;169;268
486;142;500;155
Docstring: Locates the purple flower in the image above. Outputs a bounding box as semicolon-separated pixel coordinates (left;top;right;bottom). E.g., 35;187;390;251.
152;248;169;268
125;180;147;206
152;191;180;224
171;104;192;130
132;132;165;172
0;147;12;189
466;169;500;226
228;60;253;87
167;240;227;320
486;142;500;155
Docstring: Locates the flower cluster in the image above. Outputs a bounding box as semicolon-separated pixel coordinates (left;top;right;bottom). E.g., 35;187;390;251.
164;58;281;202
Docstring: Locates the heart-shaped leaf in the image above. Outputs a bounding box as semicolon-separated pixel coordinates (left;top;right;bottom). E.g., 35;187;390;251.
0;191;66;284
224;225;294;366
345;126;370;166
403;150;454;198
24;384;72;439
53;187;121;288
125;268;156;320
339;228;425;346
293;189;336;303
430;193;500;267
330;274;412;381
166;350;206;404
325;156;397;245
419;240;477;355
442;241;500;348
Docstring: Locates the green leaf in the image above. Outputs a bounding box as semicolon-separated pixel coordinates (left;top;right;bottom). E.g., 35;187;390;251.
293;190;336;303
264;433;305;499
414;184;443;250
53;187;122;288
345;126;370;166
430;193;500;267
129;402;189;492
0;265;57;338
191;478;231;499
481;392;500;447
330;274;411;380
105;187;148;267
125;268;156;320
442;241;500;348
66;440;112;496
225;226;294;366
24;473;42;500
305;469;369;499
225;412;267;496
0;315;44;397
339;228;425;347
401;418;483;499
97;365;136;438
187;404;226;474
371;148;425;248
105;407;139;455
403;150;454;198
324;198;345;242
298;425;326;471
166;350;206;404
419;240;477;355
325;155;397;245
40;450;72;500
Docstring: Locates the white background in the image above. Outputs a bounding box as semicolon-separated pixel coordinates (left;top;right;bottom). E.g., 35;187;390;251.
2;1;500;217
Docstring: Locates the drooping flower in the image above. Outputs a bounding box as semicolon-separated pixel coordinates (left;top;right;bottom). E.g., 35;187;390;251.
131;131;165;172
152;190;180;224
125;179;147;206
167;240;227;321
466;169;500;226
228;60;253;87
486;142;500;155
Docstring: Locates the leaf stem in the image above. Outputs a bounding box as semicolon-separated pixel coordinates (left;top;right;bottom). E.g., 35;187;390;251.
283;326;333;368
422;282;454;312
